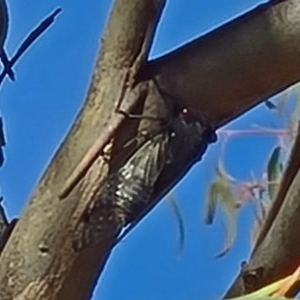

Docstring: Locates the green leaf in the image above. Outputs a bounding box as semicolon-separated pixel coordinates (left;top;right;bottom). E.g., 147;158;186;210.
205;162;237;257
205;182;218;225
166;194;185;255
228;275;293;300
267;146;282;201
289;84;300;141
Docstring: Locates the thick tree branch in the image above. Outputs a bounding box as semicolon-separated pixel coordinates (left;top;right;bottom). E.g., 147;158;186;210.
147;0;300;128
0;1;166;300
1;0;300;299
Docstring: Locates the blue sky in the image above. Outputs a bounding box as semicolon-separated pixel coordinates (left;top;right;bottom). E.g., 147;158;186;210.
0;0;292;299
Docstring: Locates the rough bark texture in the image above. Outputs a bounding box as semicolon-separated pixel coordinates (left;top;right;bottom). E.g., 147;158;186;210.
0;1;167;299
1;0;300;299
148;0;300;128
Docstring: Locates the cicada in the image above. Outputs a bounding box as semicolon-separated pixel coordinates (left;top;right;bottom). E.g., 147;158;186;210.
72;107;216;250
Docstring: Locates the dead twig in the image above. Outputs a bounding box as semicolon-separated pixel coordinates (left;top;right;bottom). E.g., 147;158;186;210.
0;7;62;87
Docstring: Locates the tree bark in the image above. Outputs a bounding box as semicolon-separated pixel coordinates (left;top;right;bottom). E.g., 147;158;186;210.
224;129;300;298
1;0;300;299
0;1;167;299
148;0;300;128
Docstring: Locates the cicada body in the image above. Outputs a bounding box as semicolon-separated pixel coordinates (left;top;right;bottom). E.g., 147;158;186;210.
72;107;216;250
112;108;216;242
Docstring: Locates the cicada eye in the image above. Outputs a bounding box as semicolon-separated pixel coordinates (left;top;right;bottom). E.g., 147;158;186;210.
179;107;195;123
182;108;188;115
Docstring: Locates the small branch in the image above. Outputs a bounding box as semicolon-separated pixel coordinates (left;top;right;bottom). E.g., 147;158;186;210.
218;128;289;138
224;125;300;297
0;49;15;81
0;197;8;236
0;197;16;255
0;116;5;167
147;0;300;128
0;8;62;86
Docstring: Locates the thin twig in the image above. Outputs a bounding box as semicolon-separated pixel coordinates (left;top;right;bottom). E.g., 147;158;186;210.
0;49;15;81
0;7;62;87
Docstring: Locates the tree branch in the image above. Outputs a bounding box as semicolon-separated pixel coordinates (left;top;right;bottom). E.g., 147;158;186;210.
146;0;300;128
1;0;300;299
0;1;166;299
224;126;300;298
0;8;62;86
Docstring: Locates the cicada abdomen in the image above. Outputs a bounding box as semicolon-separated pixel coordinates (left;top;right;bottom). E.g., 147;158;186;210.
72;128;171;251
108;128;170;225
113;108;217;243
72;107;216;250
